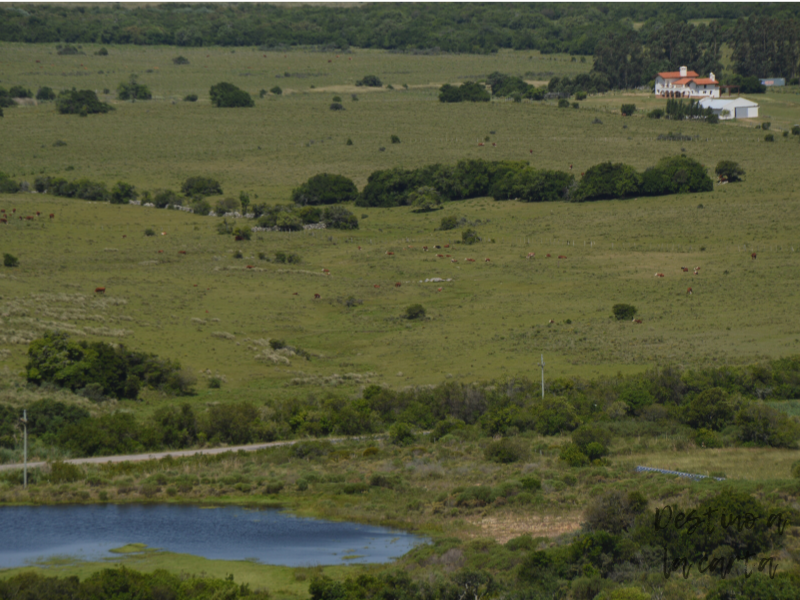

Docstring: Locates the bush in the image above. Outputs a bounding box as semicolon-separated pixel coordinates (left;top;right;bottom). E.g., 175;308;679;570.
172;55;190;65
715;160;745;182
681;388;734;431
765;133;774;142
575;91;587;101
3;253;19;268
96;47;108;56
584;490;647;534
439;215;459;230
408;186;443;212
356;75;382;87
557;98;570;108
484;438;528;463
574;162;640;201
438;81;490;103
208;377;222;389
572;424;611;456
265;481;284;494
49;461;83;483
117;76;151;101
270;85;282;95
405;304;426;320
462;228;480;245
35;86;56;101
0;172;19;193
322;205;359;230
612;303;637;321
390;134;400;144
792;125;800;136
183;94;198;102
329;102;344;111
291;173;358;206
56;89;113;115
182;176;222;197
144;228;156;237
491;168;574;202
389;422;416;446
648;108;664;119
736;403;800;447
559;443;589;466
640;155;713;196
620;103;636;116
209;82;253;108
9;85;32;98
762;121;771;131
111;181;137;204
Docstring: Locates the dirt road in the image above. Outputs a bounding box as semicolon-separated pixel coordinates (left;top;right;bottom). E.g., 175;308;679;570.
0;435;374;472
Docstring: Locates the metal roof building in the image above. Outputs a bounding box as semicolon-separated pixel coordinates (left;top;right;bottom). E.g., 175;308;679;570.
698;97;759;120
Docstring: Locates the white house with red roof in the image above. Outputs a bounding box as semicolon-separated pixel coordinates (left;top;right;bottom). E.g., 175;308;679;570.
655;66;720;98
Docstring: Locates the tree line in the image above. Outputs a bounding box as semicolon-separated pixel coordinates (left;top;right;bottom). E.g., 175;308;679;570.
1;3;798;58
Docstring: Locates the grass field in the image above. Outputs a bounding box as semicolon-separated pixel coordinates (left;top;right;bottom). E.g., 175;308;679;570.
2;43;800;409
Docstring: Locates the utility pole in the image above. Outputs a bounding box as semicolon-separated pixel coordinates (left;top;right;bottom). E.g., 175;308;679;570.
539;354;545;399
21;410;28;489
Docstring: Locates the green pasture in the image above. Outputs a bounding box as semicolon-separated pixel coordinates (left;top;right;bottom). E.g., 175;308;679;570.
1;43;800;408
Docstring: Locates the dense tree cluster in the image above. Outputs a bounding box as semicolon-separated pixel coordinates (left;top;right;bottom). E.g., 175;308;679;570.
209;82;253;108
0;568;268;600
55;89;113;115
1;4;796;56
438;81;490;102
291;173;358;205
25;331;195;400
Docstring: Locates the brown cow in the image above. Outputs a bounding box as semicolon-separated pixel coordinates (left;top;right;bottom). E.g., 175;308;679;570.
437;254;444;258
95;287;106;294
314;293;321;299
558;255;566;259
0;218;6;224
546;254;551;258
395;282;401;287
687;287;693;295
374;284;380;288
178;250;186;254
633;319;643;324
444;244;450;248
49;213;54;219
485;258;491;262
386;251;394;256
246;265;253;269
36;211;40;216
751;253;757;260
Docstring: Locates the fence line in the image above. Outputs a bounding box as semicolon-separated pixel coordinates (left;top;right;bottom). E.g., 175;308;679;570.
635;465;726;481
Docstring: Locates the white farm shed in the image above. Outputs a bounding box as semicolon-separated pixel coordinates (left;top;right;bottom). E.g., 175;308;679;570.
698;97;759;120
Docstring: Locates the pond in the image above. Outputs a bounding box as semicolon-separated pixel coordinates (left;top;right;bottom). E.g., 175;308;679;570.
0;504;428;569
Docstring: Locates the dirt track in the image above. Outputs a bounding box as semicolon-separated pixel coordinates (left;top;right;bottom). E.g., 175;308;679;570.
0;435;373;472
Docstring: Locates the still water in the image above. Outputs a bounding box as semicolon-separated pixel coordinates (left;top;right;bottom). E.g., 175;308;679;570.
0;504;427;568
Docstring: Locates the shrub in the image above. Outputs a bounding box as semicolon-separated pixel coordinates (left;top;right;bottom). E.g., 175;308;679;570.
762;121;771;131
648;108;664;119
408;186;443;212
0;172;19;193
329;102;344;111
706;114;719;124
792;125;800;135
144;228;156;237
439;215;459;230
765;133;774;142
265;481;284;494
110;182;137;204
681;387;734;431
56;89;113;115
612;304;637;320
559;443;589;466
9;85;32;98
695;427;724;448
356;75;382;87
35;86;56;101
557;98;570;108
48;461;83;483
491;168;574;202
620;103;636;116
456;486;495;507
389;422;416;446
291;173;358;206
575;91;587;101
484;438;528;463
462;228;480;245
574;162;640;201
182;176;222;197
346;138;353;145
152;189;181;208
735;403;800;447
405;304;426;320
172;55;190;65
640;155;713;196
572;424;611;456
215;196;241;216
572;102;579;109
390;135;400;144
208;377;222;389
117;76;151;101
322;205;359;230
3;253;19;268
209;82;253;108
270;86;282;95
183;94;198;102
438;81;490;103
332;95;342;103
584;490;647;534
715;160;745;182
96;47;108;56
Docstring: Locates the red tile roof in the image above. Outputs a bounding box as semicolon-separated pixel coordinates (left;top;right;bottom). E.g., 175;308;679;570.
673;78;693;85
658;70;699;79
692;78;718;85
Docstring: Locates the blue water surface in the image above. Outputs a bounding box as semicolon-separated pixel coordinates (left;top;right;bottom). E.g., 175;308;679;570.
0;504;427;568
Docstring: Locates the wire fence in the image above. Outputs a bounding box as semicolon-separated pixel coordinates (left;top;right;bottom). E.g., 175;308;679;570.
636;465;726;481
